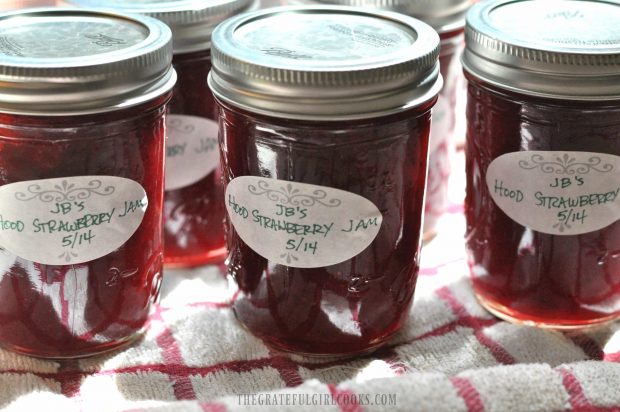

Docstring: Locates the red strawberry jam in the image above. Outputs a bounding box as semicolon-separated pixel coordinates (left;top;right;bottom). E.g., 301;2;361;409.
463;0;620;328
0;9;174;357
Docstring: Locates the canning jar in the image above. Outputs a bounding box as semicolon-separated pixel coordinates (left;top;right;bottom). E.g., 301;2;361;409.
463;0;620;329
68;0;254;268
314;0;470;241
209;6;441;355
0;9;175;358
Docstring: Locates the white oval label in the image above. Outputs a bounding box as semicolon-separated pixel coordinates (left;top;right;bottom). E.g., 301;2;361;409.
0;176;148;265
165;114;220;191
225;177;383;268
486;151;620;235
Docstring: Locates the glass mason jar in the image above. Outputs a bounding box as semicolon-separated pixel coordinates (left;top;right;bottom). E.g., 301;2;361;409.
463;0;620;329
0;9;175;358
314;0;472;241
209;6;441;356
67;0;254;268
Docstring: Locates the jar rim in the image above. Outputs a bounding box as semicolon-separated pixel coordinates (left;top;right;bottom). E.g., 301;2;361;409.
0;8;176;115
208;5;442;121
313;0;473;34
463;0;620;100
64;0;255;54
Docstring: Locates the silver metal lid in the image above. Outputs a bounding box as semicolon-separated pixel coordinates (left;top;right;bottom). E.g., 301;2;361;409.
463;0;620;101
208;5;442;121
313;0;472;33
0;8;176;115
65;0;254;53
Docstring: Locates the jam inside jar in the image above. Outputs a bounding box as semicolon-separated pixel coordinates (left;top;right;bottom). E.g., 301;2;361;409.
163;49;227;267
0;97;169;358
0;9;175;357
209;6;441;355
465;78;620;328
220;101;434;355
66;0;254;269
463;0;620;328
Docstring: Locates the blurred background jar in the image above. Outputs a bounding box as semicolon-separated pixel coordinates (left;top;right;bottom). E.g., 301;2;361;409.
66;0;255;268
293;0;473;242
210;6;441;356
0;8;175;358
463;0;620;329
0;0;55;9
